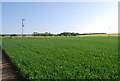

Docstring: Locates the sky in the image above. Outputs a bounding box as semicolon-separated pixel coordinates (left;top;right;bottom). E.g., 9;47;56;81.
2;2;118;34
0;2;2;34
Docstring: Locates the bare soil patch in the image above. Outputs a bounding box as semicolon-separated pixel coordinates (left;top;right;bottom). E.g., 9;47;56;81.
0;50;24;81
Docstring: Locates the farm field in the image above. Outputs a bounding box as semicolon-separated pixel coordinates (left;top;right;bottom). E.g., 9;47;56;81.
2;37;119;80
0;39;2;48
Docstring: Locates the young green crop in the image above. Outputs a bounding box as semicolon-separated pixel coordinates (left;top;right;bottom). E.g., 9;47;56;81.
0;38;2;48
2;37;119;80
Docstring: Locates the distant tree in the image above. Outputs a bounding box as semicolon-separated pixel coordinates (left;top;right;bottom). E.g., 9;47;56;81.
71;32;77;36
33;32;38;35
49;33;54;36
59;32;77;36
33;32;54;36
59;34;64;36
44;32;49;36
10;34;18;36
33;32;38;36
33;32;43;36
32;32;79;36
2;35;5;36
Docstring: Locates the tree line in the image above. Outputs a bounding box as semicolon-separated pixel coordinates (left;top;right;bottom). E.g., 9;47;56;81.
0;32;107;36
33;32;79;36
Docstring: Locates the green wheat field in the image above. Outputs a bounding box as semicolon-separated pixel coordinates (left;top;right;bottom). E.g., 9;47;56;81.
1;37;119;80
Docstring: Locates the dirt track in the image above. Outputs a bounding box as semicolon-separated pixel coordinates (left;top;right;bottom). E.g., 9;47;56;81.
0;50;22;81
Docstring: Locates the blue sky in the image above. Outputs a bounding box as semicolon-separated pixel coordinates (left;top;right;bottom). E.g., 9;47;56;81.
2;2;118;34
0;2;1;44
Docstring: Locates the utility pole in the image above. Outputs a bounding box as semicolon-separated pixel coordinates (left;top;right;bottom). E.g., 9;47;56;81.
108;27;111;37
22;19;25;37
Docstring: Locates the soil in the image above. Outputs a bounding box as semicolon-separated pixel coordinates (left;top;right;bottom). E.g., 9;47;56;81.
0;50;24;81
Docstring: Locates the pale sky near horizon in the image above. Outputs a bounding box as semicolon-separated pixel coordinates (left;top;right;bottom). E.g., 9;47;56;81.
2;2;118;34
